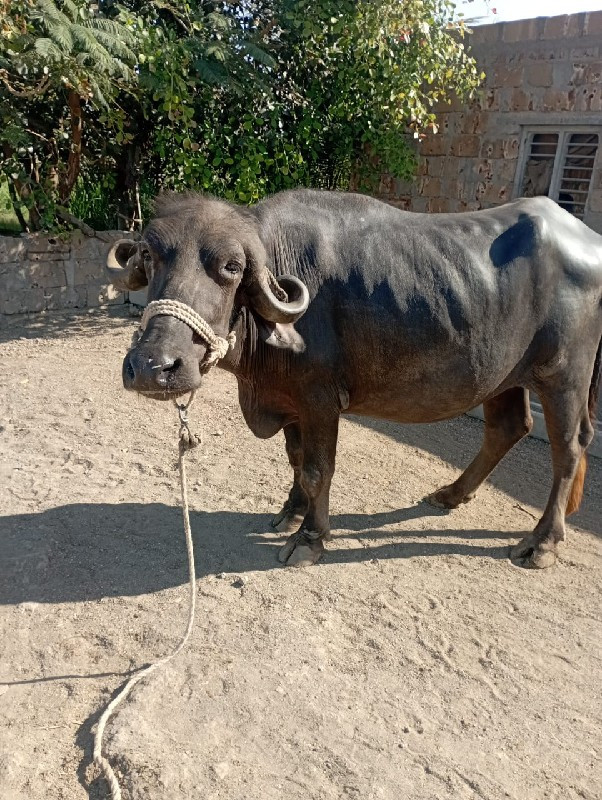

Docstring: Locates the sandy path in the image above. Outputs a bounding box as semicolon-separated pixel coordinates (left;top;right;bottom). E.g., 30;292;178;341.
0;307;600;800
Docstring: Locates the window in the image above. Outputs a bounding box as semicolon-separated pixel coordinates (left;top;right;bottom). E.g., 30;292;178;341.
516;129;599;220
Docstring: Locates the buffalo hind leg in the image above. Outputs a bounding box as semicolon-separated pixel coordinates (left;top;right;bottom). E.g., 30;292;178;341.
426;388;533;509
511;386;593;569
272;423;309;533
279;412;339;567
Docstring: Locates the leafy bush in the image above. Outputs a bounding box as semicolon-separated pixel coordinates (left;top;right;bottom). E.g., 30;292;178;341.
0;0;483;232
69;176;117;231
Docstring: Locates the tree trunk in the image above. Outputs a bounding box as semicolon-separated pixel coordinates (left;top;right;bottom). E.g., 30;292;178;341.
59;90;83;205
115;136;147;230
8;181;29;232
12;177;43;231
116;143;139;230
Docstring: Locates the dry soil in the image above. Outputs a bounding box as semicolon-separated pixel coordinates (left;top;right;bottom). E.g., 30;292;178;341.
1;307;601;800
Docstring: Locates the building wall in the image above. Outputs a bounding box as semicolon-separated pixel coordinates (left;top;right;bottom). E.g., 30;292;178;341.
0;232;130;315
381;11;602;232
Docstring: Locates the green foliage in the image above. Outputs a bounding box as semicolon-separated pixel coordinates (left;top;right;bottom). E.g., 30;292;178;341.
69;173;117;230
2;0;136;101
272;0;481;192
124;0;482;205
0;0;137;229
0;0;483;231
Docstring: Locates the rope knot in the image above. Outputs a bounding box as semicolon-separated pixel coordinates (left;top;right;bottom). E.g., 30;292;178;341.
176;394;201;452
199;330;237;373
178;423;201;453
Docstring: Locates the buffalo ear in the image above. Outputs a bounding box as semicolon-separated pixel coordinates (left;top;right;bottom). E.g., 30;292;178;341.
106;239;149;291
254;317;306;353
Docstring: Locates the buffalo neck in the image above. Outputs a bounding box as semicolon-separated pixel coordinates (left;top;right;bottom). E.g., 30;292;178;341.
218;307;294;382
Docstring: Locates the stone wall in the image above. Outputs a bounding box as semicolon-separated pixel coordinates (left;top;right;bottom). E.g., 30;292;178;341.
0;231;131;315
381;10;602;232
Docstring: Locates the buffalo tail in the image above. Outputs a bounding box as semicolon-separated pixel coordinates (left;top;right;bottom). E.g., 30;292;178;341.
567;335;602;515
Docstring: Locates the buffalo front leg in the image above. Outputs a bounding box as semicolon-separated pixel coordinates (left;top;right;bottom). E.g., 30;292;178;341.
426;388;533;509
511;385;594;569
279;412;339;568
272;423;309;533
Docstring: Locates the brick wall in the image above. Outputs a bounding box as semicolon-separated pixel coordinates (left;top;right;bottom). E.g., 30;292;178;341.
0;231;131;315
382;10;602;232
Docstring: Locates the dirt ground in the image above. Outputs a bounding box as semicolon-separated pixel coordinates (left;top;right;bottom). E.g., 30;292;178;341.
1;306;601;800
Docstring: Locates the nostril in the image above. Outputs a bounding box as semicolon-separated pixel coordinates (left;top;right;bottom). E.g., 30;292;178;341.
152;356;182;386
125;354;135;382
165;357;182;373
125;351;189;392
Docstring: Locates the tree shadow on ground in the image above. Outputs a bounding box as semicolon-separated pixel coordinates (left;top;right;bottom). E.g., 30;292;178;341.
0;305;134;344
1;501;522;606
345;415;602;538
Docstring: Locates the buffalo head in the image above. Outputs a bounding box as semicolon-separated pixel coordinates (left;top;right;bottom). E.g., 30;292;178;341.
106;194;309;399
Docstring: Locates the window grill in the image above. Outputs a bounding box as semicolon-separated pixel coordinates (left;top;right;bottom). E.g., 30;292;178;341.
518;129;599;220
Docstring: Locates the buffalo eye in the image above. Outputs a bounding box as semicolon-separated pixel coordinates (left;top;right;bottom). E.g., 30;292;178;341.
221;261;241;278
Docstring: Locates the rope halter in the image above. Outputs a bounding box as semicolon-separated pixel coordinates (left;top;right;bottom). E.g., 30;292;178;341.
138;299;237;371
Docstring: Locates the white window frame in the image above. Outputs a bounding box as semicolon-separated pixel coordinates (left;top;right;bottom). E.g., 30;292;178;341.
513;125;601;219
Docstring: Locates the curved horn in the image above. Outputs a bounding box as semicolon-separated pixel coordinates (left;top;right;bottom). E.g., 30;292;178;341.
105;239;148;291
249;272;310;324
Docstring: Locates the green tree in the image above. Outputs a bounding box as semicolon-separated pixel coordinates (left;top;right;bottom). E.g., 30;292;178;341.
0;0;483;232
131;0;482;204
104;0;278;226
0;0;136;229
247;0;483;192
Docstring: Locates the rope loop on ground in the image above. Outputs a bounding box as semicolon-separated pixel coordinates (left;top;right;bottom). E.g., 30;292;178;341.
93;272;291;793
93;394;200;800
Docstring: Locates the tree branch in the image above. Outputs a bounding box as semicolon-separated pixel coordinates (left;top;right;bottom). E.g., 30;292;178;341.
55;206;112;242
0;69;50;98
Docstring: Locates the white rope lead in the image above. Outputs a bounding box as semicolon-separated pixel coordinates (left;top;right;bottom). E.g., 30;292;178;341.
93;286;265;795
93;394;199;800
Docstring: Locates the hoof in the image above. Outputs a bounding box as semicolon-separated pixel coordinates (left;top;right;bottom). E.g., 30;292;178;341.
424;486;475;510
278;530;325;568
510;533;559;569
424;492;453;510
271;505;306;534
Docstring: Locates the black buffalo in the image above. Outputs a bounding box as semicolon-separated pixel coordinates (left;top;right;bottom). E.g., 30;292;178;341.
106;190;602;569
